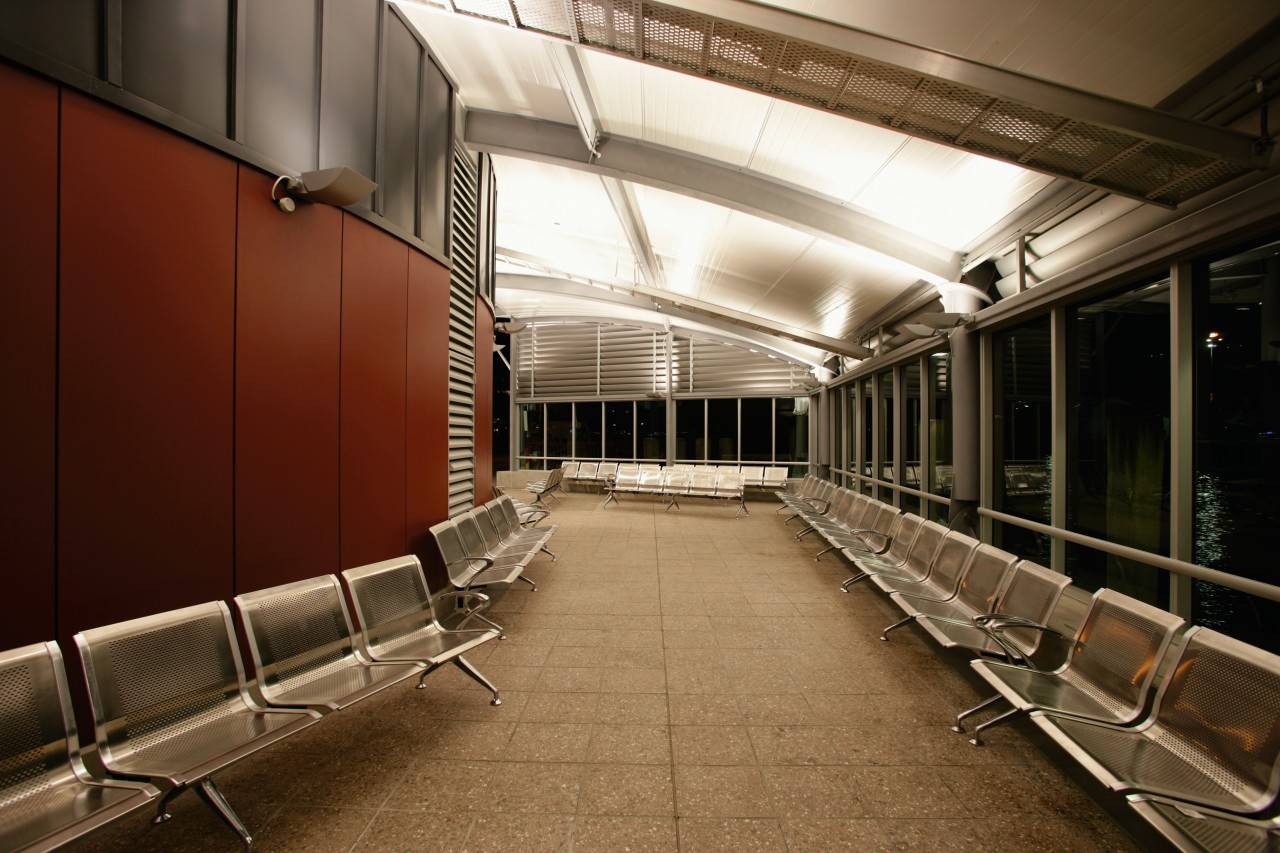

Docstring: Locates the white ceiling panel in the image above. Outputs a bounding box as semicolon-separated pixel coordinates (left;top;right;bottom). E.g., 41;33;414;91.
580;49;770;166
398;5;574;122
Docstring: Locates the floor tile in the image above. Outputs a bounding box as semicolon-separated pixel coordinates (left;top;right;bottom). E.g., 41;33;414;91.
571;816;677;853
673;766;774;818
577;765;675;816
677;818;787;852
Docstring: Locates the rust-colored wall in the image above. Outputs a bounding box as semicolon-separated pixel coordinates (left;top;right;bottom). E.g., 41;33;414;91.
0;64;469;650
58;91;237;639
340;218;409;569
474;298;495;504
0;65;58;647
406;250;452;575
234;168;343;591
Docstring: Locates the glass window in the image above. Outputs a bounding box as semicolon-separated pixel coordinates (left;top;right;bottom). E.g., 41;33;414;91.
708;399;738;461
992;315;1053;561
574;402;602;459
1067;278;1170;604
675;400;704;461
776;396;808;466
902;362;921;516
1193;236;1280;653
605;401;634;459
929;351;952;520
741;398;772;461
861;378;873;494
636;400;666;460
546;403;571;458
879;370;894;494
519;403;543;461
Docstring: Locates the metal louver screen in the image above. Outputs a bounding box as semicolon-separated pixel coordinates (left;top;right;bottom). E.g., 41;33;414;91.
448;144;480;516
672;336;800;395
515;323;667;399
419;0;1261;206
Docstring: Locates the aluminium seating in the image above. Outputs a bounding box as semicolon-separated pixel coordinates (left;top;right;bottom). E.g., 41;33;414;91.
952;588;1185;745
456;511;539;590
342;555;503;705
869;530;980;598
487;496;557;559
880;543;1019;640
762;467;789;491
1033;628;1280;832
0;641;159;853
911;559;1072;662
568;462;599;491
467;506;541;581
1125;793;1280;853
525;466;565;506
594;462;619;487
714;472;748;518
639;463;662;472
791;487;856;533
739;465;765;487
813;503;902;562
76;602;320;849
234;576;423;713
661;470;690;511
841;518;946;591
428;518;526;592
602;468;643;506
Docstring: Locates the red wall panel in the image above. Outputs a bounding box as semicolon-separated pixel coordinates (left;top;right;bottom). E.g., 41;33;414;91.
235;167;342;592
58;92;236;636
474;298;495;504
406;250;451;568
340;216;409;568
0;66;58;647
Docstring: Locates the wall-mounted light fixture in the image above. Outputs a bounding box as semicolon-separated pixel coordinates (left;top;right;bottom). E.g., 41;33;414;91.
271;167;378;213
495;319;529;334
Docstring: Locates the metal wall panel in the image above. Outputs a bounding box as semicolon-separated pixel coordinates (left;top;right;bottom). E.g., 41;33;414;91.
121;0;230;134
319;0;378;188
420;55;452;253
243;0;318;171
0;0;100;76
381;10;421;232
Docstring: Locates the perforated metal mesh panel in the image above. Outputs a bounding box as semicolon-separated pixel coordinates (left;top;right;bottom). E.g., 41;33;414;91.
347;563;434;655
1066;593;1182;716
954;546;1016;613
426;0;1260;205
245;585;352;692
995;562;1070;656
0;658;53;806
1140;797;1279;851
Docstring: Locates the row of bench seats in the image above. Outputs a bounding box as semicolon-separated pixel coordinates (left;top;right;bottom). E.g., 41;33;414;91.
562;461;790;491
604;469;750;517
777;475;1280;851
427;494;557;591
1;553;508;851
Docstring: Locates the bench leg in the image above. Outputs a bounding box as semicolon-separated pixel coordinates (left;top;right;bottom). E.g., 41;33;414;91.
950;694;1005;734
966;707;1024;746
880;615;915;640
666;495;680;512
153;788;179;824
451;655;502;705
814;545;837;561
517;574;538;592
195;777;254;850
602;490;618;507
840;572;869;591
735;498;747;519
540;544;557;561
467;610;507;640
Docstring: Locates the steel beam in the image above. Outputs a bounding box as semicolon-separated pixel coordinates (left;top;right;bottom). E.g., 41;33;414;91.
465;110;961;282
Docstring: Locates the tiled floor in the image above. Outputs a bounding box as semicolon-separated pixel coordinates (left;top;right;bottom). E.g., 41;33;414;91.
78;491;1140;852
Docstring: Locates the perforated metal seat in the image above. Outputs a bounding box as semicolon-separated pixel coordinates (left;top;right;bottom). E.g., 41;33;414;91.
75;602;319;849
466;507;541;591
342;555;503;704
1033;627;1280;815
0;641;158;853
488;496;556;559
739;465;765;487
843;518;946;590
880;543;1019;640
762;467;789;490
428;519;525;591
714;472;748;517
526;466;565;505
1126;793;1280;853
234;576;422;713
661;470;690;511
603;469;643;506
954;588;1185;745
815;504;902;561
913;559;1072;662
871;530;979;598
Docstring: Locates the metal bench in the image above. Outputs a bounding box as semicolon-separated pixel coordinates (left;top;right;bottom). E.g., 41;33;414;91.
342;555;503;705
0;641;158;853
912;559;1072;663
75;602;319;849
880;543;1019;640
762;466;789;491
455;511;539;590
714;472;748;518
486;496;556;559
467;505;542;581
1125;793;1280;853
234;576;423;713
813;503;902;562
525;466;565;506
953;588;1185;745
602;468;643;507
428;518;526;592
869;530;980;598
842;518;947;590
1033;627;1280;818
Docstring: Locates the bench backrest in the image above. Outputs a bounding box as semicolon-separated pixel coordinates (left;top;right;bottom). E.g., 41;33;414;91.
617;463;641;477
954;544;1019;613
575;462;599;479
468;505;506;552
990;560;1072;656
740;465;764;486
1147;627;1280;812
560;461;579;477
614;470;643;488
234;576;365;699
454;513;491;560
427;519;483;588
1059;589;1184;721
688;471;717;493
763;467;788;488
77;602;267;772
715;472;744;496
662;470;689;492
926;532;981;594
342;556;443;660
902;520;947;575
639;463;662;471
596;462;618;481
640;470;666;490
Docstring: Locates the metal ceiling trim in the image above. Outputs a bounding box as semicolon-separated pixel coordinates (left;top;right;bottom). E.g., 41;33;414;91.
416;0;1271;205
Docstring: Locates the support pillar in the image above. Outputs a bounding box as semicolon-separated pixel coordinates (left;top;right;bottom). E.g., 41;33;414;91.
949;325;981;536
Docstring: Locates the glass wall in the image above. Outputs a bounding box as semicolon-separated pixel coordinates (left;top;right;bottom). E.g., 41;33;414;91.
605;401;633;459
929;353;952;520
741;398;773;462
1192;236;1280;652
902;362;921;516
775;397;809;473
878;369;894;501
675;399;704;460
636;400;665;459
1066;278;1171;603
518;400;665;467
707;399;738;461
992;314;1052;561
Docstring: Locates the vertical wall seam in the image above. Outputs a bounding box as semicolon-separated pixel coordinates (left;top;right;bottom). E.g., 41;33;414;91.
230;164;239;597
53;84;63;640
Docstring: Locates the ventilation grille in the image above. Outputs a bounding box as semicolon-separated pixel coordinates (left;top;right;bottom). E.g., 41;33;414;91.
516;323;667;399
421;0;1259;206
672;335;802;395
449;144;480;516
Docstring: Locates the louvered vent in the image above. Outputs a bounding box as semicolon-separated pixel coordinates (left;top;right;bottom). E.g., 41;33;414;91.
671;335;801;395
419;0;1263;206
515;323;667;399
448;144;480;516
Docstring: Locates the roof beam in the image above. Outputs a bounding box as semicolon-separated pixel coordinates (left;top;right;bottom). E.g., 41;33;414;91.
600;176;667;289
465;109;961;283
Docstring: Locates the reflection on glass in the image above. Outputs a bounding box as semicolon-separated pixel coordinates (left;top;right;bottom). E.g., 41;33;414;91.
741;398;772;461
520;403;544;460
879;370;894;501
605;401;633;459
546;403;571;458
992;315;1052;561
902;362;921;516
675;399;704;460
776;397;808;465
1193;237;1280;653
1066;278;1170;604
929;351;952;521
861;378;873;494
636;400;666;460
575;402;602;459
708;399;737;461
